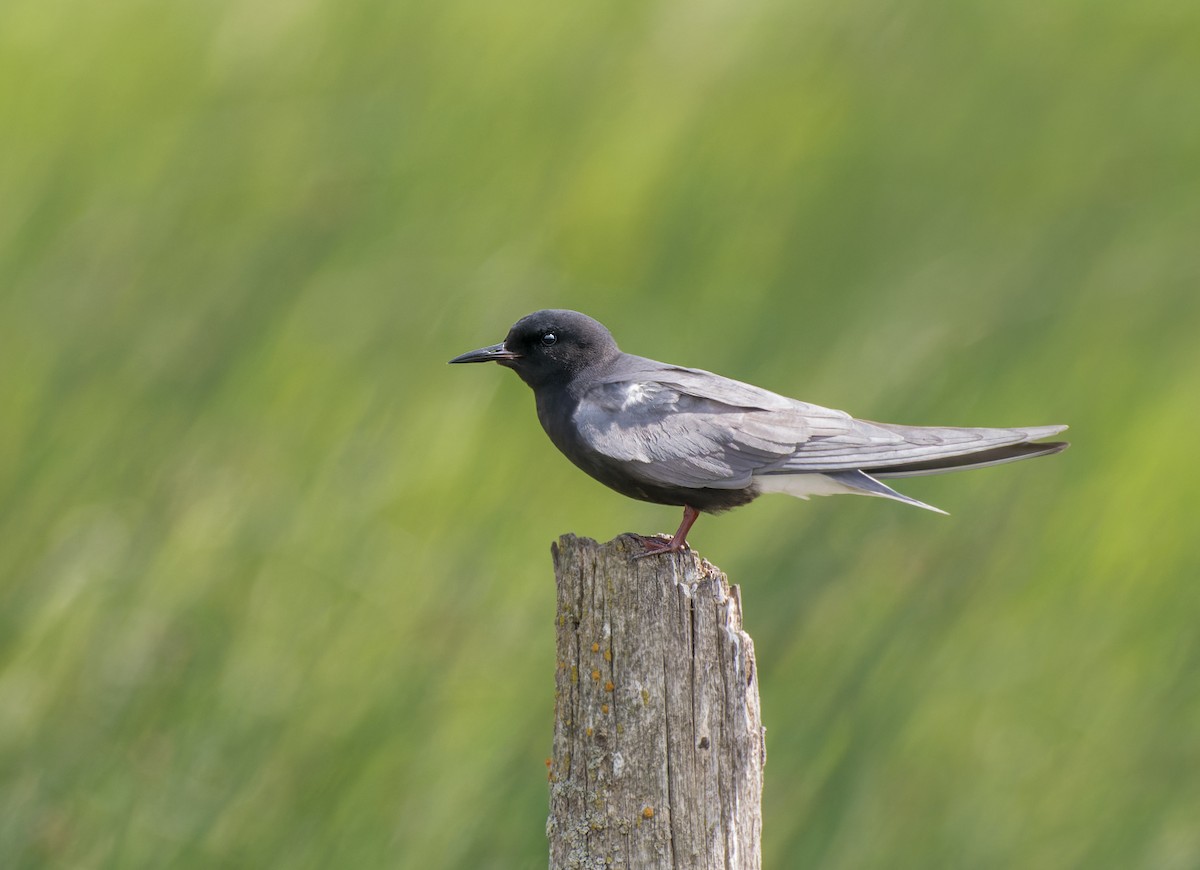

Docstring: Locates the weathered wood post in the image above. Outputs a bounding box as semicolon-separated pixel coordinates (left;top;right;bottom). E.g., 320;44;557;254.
548;534;766;870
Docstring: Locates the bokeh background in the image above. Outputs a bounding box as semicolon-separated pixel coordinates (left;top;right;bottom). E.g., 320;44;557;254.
2;0;1198;867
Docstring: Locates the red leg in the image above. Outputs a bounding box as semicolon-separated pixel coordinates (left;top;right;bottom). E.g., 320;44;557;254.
635;505;700;557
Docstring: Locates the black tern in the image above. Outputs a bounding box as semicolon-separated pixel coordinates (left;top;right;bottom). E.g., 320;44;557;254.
451;310;1068;554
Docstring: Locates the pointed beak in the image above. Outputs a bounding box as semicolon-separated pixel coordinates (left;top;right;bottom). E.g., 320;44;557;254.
448;342;520;365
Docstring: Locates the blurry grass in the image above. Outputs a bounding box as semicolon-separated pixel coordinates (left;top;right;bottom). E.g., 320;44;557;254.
1;0;1198;867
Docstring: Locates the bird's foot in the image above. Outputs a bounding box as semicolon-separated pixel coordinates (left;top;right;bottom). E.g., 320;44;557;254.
632;506;700;559
632;534;689;559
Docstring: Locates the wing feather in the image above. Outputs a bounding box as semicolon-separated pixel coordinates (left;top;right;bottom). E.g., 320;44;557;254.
573;361;1066;490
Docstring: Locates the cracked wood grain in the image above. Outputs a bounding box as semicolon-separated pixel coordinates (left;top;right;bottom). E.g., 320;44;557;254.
548;534;765;870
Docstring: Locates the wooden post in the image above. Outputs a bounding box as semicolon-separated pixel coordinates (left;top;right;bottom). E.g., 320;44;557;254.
548;534;765;870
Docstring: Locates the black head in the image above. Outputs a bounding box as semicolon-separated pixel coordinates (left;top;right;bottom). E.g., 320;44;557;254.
449;309;620;389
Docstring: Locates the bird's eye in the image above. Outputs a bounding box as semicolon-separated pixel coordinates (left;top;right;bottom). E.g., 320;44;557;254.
541;332;557;347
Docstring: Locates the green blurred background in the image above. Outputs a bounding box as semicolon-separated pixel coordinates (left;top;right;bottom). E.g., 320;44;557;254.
2;0;1198;867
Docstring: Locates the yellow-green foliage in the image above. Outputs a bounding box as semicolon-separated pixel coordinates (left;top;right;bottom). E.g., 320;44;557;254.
1;0;1197;867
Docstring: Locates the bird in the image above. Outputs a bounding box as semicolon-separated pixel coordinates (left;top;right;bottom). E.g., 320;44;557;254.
450;309;1068;555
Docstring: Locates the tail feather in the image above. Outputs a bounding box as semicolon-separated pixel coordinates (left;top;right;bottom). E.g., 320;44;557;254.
754;423;1069;513
823;470;949;514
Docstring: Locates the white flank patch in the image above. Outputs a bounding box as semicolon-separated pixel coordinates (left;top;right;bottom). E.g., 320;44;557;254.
620;382;650;410
753;473;861;500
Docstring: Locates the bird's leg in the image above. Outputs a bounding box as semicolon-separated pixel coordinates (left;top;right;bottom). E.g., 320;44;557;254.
635;505;700;557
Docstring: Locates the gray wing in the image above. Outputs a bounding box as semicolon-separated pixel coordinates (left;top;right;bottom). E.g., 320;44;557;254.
574;363;1067;489
572;377;831;489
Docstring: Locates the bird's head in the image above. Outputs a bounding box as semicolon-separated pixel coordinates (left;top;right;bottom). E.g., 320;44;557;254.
450;310;620;390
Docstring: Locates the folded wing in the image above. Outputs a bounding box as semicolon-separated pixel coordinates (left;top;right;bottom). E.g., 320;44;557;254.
573;362;1067;490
